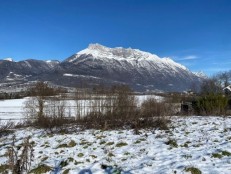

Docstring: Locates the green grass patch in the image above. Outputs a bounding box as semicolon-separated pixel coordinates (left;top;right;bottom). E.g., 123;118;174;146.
29;164;52;174
116;142;128;147
57;143;69;148
0;164;9;173
212;153;223;159
96;135;106;139
106;142;114;146
124;152;130;155
99;140;106;145
108;152;115;157
165;139;178;148
68;140;77;147
60;160;69;168
134;138;147;144
79;140;92;146
192;144;201;147
74;161;83;165
57;140;77;148
134;140;141;144
83;145;88;149
68;157;74;162
78;153;84;157
221;150;231;156
63;169;70;174
41;156;48;162
90;155;97;159
185;167;202;174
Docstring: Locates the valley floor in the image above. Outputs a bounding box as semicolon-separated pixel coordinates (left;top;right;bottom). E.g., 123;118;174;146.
1;116;231;174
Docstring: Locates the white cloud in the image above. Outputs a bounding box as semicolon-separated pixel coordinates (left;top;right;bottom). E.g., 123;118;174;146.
172;55;198;61
182;55;198;60
180;55;198;60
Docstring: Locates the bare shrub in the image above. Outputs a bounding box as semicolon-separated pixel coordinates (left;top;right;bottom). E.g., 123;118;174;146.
0;120;15;137
24;82;70;132
139;97;171;130
25;82;171;131
25;81;63;120
74;85;170;131
7;135;34;174
110;85;138;120
141;98;166;117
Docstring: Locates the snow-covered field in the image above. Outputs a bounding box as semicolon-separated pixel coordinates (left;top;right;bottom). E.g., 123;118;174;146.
1;116;231;173
0;98;26;121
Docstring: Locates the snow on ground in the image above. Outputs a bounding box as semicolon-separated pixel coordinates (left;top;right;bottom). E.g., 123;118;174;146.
1;116;231;173
0;98;26;121
136;95;164;105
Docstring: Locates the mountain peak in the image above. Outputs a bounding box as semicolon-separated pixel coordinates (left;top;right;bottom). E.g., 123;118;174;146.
3;58;14;62
73;43;162;62
193;71;208;79
69;44;188;72
88;43;108;50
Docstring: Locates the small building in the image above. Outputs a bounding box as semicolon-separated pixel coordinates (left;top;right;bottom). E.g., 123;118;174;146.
181;101;196;114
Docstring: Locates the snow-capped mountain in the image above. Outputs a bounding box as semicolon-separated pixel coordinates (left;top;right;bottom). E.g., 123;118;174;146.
66;43;187;71
61;44;202;91
0;44;204;92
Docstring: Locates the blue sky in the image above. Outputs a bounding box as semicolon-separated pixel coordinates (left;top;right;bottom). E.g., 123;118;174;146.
0;0;231;76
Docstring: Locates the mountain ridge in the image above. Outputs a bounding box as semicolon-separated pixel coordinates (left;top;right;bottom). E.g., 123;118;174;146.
0;44;204;92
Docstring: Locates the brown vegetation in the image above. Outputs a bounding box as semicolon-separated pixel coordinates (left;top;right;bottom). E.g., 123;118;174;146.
7;135;34;174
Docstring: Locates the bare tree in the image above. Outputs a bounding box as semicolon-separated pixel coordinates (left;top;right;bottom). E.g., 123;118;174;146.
25;82;56;121
24;82;69;130
200;78;222;95
215;71;231;89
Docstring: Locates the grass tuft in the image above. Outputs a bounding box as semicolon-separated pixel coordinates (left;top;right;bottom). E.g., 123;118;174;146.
212;153;223;159
221;150;231;156
116;142;128;147
165;139;178;148
78;153;84;157
0;164;9;173
185;167;202;174
29;164;52;174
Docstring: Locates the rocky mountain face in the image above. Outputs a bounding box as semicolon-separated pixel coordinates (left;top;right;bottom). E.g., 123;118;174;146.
0;44;204;92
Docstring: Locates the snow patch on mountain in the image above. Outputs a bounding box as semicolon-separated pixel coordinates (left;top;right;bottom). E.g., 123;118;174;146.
63;73;102;79
193;71;208;79
67;43;187;71
46;60;60;68
5;72;26;81
3;58;14;62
